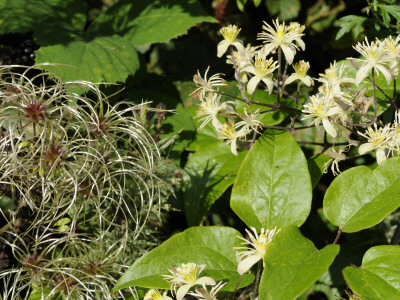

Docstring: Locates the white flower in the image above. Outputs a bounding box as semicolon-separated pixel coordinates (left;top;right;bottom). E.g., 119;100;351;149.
236;108;263;133
317;61;354;91
351;37;392;85
191;66;226;98
257;19;305;64
389;109;400;154
382;35;400;78
188;281;227;300
285;60;314;86
162;263;216;300
195;93;235;130
358;124;391;164
144;289;173;300
217;25;244;57
218;119;250;156
242;54;278;94
302;95;339;138
324;146;349;176
235;226;280;275
227;44;260;82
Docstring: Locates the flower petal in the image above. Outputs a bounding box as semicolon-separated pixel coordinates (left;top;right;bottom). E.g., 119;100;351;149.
237;254;262;275
217;41;230;58
355;64;371;86
322;118;337;138
376;148;387;164
176;284;193;300
247;76;261;94
195;276;216;286
261;77;274;94
281;45;295;65
359;142;375;155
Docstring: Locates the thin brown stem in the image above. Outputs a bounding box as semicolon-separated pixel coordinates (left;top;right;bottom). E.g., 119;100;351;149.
253;261;262;298
372;69;378;123
390;218;400;245
229;275;243;300
333;227;342;244
230;47;249;103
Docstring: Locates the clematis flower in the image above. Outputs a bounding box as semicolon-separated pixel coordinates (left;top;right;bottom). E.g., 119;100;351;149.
195;93;235;130
324;146;349;176
188;281;227;300
236;108;263;133
190;66;226;99
144;289;173;300
257;19;305;64
382;35;400;78
358;124;391;164
217;25;244;57
302;95;340;138
285;60;314;86
235;226;280;275
242;54;278;94
226;44;260;82
163;263;216;300
218;119;250;156
389;109;400;154
351;37;392;85
317;61;354;91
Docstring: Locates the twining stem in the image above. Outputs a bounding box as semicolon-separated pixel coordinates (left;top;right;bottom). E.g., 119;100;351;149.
390;218;400;245
333;227;342;244
230;46;249;104
371;68;378;123
229;275;243;300
276;48;282;107
253;261;262;297
290;82;301;133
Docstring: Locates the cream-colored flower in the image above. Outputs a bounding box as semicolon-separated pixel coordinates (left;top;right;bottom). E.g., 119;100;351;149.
389;109;400;154
144;289;173;300
218;119;249;156
195;93;235;130
257;19;305;64
317;61;354;91
191;66;226;98
358;124;391;164
218;25;244;57
163;263;216;300
351;37;392;85
227;44;260;82
302;95;339;138
188;281;227;300
382;35;400;78
235;226;280;275
285;60;314;86
242;54;278;94
236;108;263;133
324;146;349;176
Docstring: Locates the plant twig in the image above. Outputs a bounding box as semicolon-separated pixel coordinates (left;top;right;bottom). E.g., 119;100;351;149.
333;227;342;244
229;275;243;300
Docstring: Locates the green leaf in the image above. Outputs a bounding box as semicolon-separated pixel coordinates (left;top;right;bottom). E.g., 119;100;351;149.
253;0;262;7
183;143;247;226
0;0;85;35
35;35;140;84
231;130;312;229
259;226;340;300
323;157;400;233
266;0;300;20
378;5;400;27
343;245;400;300
113;226;254;292
307;153;331;190
90;0;216;46
335;15;367;40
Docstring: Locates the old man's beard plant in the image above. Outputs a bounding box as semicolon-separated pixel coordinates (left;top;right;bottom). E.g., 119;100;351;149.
112;18;400;300
0;65;162;299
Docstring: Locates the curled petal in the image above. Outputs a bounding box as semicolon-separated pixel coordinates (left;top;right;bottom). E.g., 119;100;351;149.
237;254;262;275
358;143;375;155
232;41;245;53
355;64;371;86
247;76;261;94
322;118;337;138
376;148;387;164
217;41;230;57
195;276;216;286
375;65;392;85
261;77;274;94
176;284;193;300
281;45;295;65
231;138;238;156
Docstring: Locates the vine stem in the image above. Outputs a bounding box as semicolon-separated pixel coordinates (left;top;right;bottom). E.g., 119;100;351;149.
372;68;378;123
229;275;243;300
390;218;400;245
252;261;262;298
333;227;342;244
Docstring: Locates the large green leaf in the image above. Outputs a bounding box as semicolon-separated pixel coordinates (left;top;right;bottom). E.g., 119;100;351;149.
259;226;339;300
113;226;253;292
35;35;140;84
183;143;247;226
90;0;216;46
343;246;400;300
230;130;312;229
323;157;400;233
0;0;85;35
